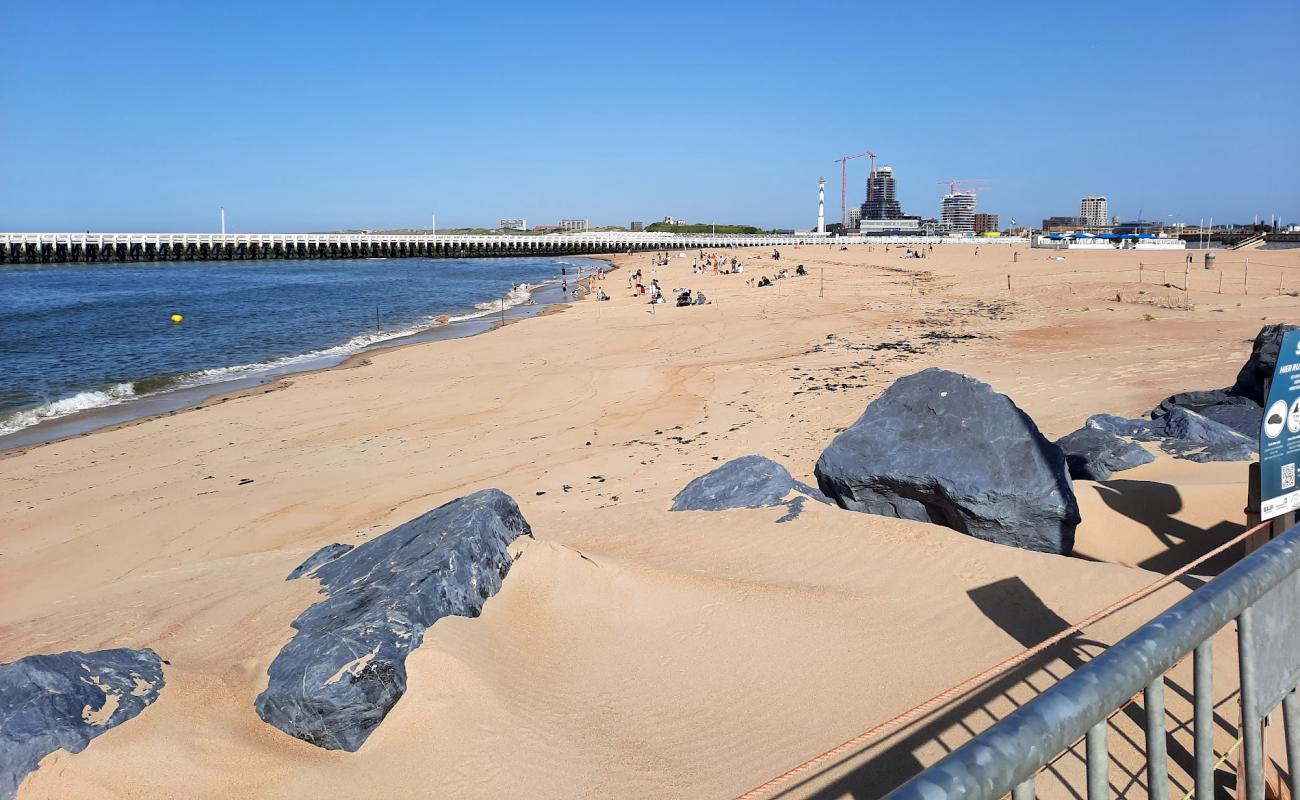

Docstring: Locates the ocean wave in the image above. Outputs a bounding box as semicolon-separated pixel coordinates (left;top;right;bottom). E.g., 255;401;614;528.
0;383;137;435
0;282;540;437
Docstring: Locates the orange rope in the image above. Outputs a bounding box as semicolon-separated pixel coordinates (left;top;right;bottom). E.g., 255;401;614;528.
733;520;1271;800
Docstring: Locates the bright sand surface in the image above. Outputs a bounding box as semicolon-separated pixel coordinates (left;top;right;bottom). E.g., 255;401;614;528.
3;242;1298;798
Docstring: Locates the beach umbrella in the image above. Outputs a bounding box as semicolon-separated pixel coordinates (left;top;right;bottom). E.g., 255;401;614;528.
1046;234;1064;240
1071;232;1096;238
1137;233;1155;238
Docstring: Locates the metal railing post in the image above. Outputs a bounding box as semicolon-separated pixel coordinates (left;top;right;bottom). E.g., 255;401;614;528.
1086;721;1109;799
1146;678;1169;800
1238;607;1264;800
1193;640;1214;797
1283;688;1300;799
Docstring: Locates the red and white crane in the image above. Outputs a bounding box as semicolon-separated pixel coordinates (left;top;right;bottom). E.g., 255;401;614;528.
834;150;876;230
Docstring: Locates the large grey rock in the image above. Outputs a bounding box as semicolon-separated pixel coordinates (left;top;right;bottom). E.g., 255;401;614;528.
1085;407;1256;464
1086;413;1159;441
1152;407;1256;462
1199;402;1264;439
1149;388;1255;419
1056;427;1155;481
1231;323;1299;404
255;488;532;751
0;648;165;799
814;368;1081;555
671;455;827;521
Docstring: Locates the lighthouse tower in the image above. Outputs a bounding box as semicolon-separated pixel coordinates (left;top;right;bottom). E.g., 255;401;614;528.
817;177;826;234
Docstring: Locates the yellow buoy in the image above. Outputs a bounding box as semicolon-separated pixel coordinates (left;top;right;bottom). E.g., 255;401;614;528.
170;314;183;324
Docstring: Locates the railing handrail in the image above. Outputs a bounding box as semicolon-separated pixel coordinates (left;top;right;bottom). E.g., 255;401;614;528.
884;522;1300;799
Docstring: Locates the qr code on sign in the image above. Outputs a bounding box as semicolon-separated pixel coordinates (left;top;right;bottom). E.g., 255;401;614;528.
1284;463;1296;491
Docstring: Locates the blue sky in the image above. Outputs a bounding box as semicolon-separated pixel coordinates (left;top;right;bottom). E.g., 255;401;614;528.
1;0;1297;232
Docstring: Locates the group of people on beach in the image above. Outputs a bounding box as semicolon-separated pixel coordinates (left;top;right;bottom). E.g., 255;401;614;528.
748;264;807;288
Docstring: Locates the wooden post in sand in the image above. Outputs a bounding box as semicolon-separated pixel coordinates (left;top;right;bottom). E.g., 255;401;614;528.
1139;263;1143;283
1006;274;1011;292
1219;272;1224;294
1279;273;1285;296
820;268;824;298
1245;257;1250;294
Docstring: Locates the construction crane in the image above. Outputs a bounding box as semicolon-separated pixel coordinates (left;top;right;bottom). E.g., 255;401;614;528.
937;178;1002;195
834;150;876;230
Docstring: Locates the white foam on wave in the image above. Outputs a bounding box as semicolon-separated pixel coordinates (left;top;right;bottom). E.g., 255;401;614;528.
0;283;541;437
0;383;137;435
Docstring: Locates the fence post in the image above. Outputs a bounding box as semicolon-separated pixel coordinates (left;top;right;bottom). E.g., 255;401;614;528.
1219;272;1224;294
1007;274;1011;291
1245;257;1250;294
820;268;824;298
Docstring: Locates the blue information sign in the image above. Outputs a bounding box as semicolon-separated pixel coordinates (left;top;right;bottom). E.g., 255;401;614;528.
1260;330;1300;520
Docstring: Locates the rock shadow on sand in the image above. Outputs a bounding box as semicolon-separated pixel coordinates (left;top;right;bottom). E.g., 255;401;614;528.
1088;479;1246;576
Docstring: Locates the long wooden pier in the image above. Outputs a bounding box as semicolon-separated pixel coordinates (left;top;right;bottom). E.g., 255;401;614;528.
0;231;1028;264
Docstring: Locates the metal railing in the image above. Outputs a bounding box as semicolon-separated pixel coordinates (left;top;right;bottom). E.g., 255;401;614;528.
885;523;1300;800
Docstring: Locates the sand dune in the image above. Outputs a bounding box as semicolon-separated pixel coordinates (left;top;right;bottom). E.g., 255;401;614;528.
3;242;1296;798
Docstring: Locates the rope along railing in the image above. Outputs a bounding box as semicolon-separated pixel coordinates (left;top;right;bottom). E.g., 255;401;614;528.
883;522;1300;800
733;520;1272;800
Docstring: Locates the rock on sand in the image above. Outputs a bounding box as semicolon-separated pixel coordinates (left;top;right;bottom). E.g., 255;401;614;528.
814;368;1080;555
0;648;165;800
255;488;532;751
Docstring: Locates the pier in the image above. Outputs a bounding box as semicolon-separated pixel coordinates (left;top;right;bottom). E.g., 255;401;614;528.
0;231;1028;265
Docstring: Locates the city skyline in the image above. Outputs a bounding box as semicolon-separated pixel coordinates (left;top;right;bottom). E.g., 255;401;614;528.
1;0;1296;233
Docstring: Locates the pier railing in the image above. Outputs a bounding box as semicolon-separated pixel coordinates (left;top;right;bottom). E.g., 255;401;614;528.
883;522;1300;800
0;231;1031;264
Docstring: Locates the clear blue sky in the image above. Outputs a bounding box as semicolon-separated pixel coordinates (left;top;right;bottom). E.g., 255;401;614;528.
2;0;1296;232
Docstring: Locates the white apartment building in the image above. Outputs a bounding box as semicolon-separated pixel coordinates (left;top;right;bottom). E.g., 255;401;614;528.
1080;196;1109;228
560;219;588;232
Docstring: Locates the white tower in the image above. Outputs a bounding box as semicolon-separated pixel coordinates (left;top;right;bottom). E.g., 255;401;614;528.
817;178;826;234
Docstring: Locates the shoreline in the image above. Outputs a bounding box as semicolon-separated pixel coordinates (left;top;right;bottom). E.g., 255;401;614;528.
0;257;613;455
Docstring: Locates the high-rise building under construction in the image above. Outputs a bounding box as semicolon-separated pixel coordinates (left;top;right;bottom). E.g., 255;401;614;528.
860;166;904;220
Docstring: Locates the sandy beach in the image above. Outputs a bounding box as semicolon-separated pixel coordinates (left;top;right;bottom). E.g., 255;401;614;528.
3;242;1298;798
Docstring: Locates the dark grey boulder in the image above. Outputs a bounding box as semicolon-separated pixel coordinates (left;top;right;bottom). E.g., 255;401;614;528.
1;648;165;799
1083;407;1256;464
1149;388;1251;419
1152;406;1255;446
1056;427;1155;481
1086;413;1159;441
255;488;532;751
1230;323;1299;404
1199;402;1263;439
670;454;827;521
286;542;353;580
1152;407;1256;462
813;368;1081;555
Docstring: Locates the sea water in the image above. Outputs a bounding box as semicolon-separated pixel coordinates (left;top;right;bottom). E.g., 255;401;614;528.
0;256;601;437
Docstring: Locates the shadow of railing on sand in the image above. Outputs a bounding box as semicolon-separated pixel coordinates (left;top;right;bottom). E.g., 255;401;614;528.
770;577;1231;800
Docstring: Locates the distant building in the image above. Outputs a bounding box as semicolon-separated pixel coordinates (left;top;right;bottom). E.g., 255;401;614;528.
973;213;1000;234
662;216;677;225
499;218;527;231
860;166;905;220
848;207;862;230
859;218;921;236
1042;216;1084;232
941;192;977;234
560;219;588;232
1114;220;1167;235
1080;196;1109;228
629;221;644;232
